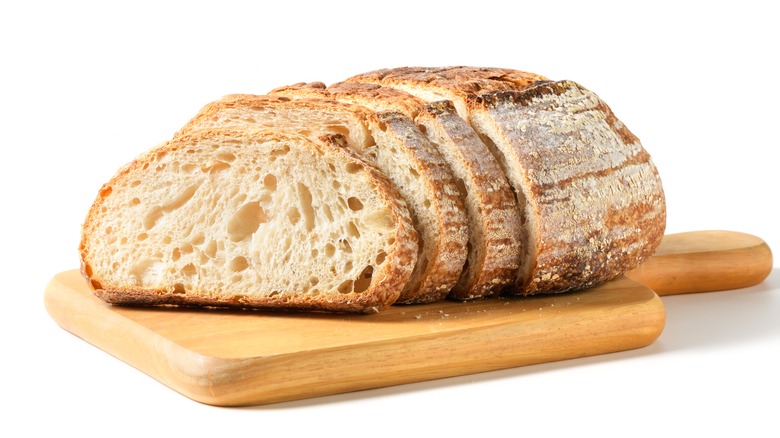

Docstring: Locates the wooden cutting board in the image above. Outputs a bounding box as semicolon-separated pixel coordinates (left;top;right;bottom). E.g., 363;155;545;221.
45;231;771;407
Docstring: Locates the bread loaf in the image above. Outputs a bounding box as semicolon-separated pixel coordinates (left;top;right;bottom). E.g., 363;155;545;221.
176;94;468;303
270;81;522;300
347;67;666;294
80;129;418;313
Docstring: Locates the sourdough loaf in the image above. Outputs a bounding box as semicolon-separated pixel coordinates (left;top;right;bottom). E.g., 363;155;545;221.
270;81;522;300
176;95;468;303
80;129;417;313
348;67;666;294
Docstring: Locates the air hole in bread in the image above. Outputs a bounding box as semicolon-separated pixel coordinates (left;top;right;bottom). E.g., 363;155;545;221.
162;235;171;244
409;167;420;178
309;277;320;286
423;199;431;208
269;145;291;160
171;247;181;261
173;283;186;294
181;263;196;277
227;201;267;242
346;221;360;238
323;205;334;222
325;243;336;257
217;152;236;162
180;243;193;254
181;164;196;173
344;260;353;273
202;161;230;174
120;237;128;245
90;279;103;290
229;256;249;272
191;232;205;246
337;280;354;294
364;209;394;231
353;265;374;294
338;239;352;253
376;251;387;265
347;197;364;211
325;124;350;138
287;207;301;225
144;207;164;230
130;198;141;206
205;240;217;258
345;162;362;174
130;180;141;187
332;180;341;190
328;163;336;172
263;174;277;191
137;233;148;241
105;226;113;234
99;186;113;198
311;248;318;258
296;183;315;231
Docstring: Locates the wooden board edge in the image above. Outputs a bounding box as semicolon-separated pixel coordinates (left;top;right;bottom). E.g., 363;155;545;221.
44;270;665;406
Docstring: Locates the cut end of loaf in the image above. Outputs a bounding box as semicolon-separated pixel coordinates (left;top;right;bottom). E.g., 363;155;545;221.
80;129;417;313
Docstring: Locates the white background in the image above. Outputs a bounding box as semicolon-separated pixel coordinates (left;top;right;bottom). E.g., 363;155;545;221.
3;1;778;436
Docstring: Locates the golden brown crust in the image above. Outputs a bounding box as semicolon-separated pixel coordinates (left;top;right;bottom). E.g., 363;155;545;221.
80;129;418;313
347;67;548;110
371;112;468;303
347;67;666;296
272;81;427;119
473;81;666;294
418;101;523;299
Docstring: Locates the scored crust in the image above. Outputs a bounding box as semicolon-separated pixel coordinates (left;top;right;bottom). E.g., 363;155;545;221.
472;81;666;293
347;67;666;295
347;66;549;118
270;81;523;300
80;128;418;313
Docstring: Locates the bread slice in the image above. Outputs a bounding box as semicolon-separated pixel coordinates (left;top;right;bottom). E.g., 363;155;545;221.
348;68;666;294
80;128;418;313
177;95;468;304
270;81;522;300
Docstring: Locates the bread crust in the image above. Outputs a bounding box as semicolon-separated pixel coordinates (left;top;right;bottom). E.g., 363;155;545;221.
472;80;666;293
80;129;418;313
347;68;666;295
347;67;548;117
420;101;522;299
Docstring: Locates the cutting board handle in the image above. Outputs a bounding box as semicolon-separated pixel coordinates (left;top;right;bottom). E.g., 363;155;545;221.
625;230;773;296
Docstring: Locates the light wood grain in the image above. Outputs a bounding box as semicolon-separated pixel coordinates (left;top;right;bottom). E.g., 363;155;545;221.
44;230;773;406
626;230;773;295
45;270;664;406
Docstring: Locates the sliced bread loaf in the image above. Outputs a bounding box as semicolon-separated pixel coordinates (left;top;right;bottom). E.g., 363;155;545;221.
348;68;666;294
176;95;468;303
80;128;418;313
270;81;522;300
